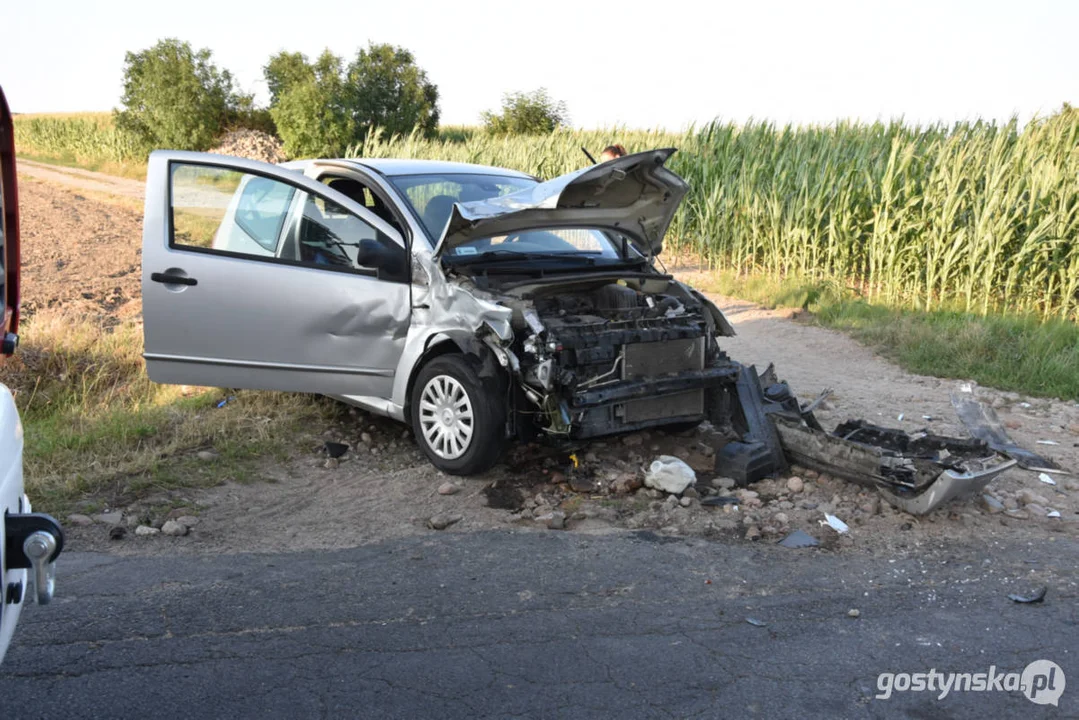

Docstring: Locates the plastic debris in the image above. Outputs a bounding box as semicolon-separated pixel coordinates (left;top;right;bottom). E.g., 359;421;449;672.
820;513;850;534
1047;510;1061;519
778;529;820;548
897;413;904;421
922;415;933;421
216;395;236;408
643;455;696;494
1008;587;1047;604
1039;473;1057;486
746;617;767;627
1036;440;1060;446
701;495;740;507
324;441;349;459
569;453;579;469
1019;402;1032;409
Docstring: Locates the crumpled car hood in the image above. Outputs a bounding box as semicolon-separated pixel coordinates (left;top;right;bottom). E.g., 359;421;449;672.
433;148;688;259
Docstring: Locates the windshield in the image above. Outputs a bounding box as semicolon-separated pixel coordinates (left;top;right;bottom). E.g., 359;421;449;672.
443;227;632;263
388;173;536;243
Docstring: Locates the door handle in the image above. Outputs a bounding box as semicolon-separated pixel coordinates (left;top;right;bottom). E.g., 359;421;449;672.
151;272;198;286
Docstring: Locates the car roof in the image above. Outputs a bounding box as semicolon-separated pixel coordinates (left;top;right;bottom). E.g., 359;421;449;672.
281;157;537;180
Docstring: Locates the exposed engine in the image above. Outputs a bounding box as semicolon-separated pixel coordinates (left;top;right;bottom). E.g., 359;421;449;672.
507;280;739;440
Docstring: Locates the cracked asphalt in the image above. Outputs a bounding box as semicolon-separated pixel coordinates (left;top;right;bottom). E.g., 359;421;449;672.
3;530;1077;719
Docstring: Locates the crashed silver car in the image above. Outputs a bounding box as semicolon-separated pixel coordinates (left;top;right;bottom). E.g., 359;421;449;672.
142;149;1017;512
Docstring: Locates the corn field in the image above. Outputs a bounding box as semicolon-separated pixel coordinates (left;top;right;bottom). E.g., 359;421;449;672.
13;112;145;163
17;109;1079;320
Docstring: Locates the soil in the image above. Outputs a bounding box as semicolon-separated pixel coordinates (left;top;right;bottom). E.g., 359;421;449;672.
16;164;1079;557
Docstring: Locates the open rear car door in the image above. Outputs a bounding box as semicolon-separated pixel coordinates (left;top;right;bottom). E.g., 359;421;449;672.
0;85;64;665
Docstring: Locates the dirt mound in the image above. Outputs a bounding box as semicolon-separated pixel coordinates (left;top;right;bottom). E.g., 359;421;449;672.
211;129;286;164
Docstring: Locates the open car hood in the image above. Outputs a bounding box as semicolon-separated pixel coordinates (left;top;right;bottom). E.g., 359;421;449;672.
433;148;688;259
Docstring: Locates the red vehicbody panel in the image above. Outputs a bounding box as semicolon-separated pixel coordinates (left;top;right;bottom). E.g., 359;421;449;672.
0;84;19;351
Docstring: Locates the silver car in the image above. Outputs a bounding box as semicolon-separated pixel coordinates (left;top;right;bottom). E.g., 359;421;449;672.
142;149;742;474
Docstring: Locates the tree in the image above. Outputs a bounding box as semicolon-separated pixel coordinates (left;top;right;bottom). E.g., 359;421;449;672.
266;43;440;157
114;38;242;151
481;89;569;136
346;43;440;138
269;51;356;158
264;51;312;106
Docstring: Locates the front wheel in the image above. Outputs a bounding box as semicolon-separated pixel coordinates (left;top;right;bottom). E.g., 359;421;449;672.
410;355;507;475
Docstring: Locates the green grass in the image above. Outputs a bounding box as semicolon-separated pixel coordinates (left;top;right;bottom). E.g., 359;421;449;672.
687;270;1079;400
7;310;339;513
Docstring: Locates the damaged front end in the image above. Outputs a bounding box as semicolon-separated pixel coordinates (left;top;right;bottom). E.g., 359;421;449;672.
498;275;743;442
425;148;1016;514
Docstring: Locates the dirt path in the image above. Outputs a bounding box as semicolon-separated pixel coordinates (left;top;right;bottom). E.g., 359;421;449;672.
17;162;1079;556
17;158;146;201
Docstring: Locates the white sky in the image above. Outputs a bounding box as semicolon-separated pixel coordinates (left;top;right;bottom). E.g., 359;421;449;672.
2;0;1075;129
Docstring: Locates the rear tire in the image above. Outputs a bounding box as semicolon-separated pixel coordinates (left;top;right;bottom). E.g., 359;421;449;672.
410;355;506;475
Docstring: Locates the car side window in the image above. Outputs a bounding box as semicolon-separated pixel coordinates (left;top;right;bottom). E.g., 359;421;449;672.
169;163;406;281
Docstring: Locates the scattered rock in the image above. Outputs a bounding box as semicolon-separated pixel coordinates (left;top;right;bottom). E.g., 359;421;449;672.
323;458;339;469
744;525;761;541
774;512;789;526
437;482;460;496
713;477;737;490
360;432;373;445
162;520;189;537
1004;509;1029;520
197;449;219;462
549;471;567;485
679;496;693;508
108;526;126;540
568;475;594;493
176;516;200;527
92;511;123;525
848;609;861;618
860;497;881;516
979;495;1005;514
66;513;93;527
1002;497;1020;510
135;525;160;536
611;474;644;495
1024;503;1048;518
786;476;804;494
427;514;462;531
547;512;567;530
622;434;644;447
1018;489;1050;507
800;500;819;510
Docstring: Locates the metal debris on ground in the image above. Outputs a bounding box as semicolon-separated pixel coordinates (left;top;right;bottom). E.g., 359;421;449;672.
1007;587;1047;604
778;529;819;548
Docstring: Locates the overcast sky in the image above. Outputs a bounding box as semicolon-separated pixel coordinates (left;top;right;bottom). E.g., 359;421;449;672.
2;0;1075;129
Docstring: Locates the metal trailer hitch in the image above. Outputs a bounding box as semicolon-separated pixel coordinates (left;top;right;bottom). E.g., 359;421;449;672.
5;513;64;604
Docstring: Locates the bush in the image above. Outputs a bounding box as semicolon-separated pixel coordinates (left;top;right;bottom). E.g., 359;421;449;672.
114;38;246;152
266;43;440;158
481;88;569;136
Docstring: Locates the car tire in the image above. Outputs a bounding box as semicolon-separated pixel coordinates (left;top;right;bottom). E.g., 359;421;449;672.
410;355;506;475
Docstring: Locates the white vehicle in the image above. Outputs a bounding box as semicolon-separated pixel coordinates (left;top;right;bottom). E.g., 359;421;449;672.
0;85;64;664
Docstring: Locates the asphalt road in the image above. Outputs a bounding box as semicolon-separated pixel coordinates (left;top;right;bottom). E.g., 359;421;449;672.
2;530;1076;719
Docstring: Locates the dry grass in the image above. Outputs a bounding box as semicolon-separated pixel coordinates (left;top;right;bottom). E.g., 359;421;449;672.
6;310;339;512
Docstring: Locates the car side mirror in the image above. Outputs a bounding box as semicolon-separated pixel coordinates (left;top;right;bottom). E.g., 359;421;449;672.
356;238;407;281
